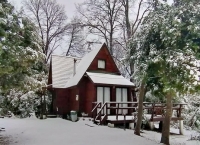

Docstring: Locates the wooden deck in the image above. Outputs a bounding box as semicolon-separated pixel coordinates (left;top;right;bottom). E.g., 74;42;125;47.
91;102;187;125
105;115;134;124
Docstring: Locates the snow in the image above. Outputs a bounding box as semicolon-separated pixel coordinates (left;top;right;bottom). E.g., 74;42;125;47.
52;55;80;88
0;18;6;25
0;3;2;12
0;117;159;145
52;43;102;89
106;115;134;121
86;72;134;86
142;124;198;145
0;117;199;145
64;43;103;88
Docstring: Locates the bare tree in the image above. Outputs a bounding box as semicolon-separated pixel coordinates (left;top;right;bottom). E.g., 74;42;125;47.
65;17;87;57
23;0;69;62
120;0;151;75
119;0;152;136
76;0;123;55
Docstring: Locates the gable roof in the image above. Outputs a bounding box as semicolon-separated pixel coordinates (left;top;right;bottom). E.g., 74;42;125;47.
50;43;134;89
86;72;134;86
51;55;80;88
64;43;104;88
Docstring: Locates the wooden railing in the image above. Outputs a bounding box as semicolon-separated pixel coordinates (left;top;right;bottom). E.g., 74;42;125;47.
95;102;107;124
92;102;138;124
91;102;102;121
91;102;187;124
143;102;187;121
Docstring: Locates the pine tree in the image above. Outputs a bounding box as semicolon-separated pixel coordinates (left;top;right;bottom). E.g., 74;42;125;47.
129;1;200;144
0;1;45;92
0;1;46;117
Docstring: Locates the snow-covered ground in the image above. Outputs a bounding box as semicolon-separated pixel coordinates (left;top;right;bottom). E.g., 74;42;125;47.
142;125;199;145
0;117;199;145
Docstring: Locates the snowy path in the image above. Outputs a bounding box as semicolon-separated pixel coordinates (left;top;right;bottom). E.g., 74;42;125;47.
0;117;199;145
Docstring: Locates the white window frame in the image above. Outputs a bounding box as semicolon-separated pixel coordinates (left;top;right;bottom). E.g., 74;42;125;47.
116;88;128;114
97;87;110;114
98;60;105;69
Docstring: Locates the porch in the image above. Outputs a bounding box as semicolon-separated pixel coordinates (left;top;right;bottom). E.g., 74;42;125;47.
91;102;187;133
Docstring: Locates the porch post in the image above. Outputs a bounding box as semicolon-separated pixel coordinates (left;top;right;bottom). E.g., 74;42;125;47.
149;121;154;130
111;86;115;115
179;120;184;135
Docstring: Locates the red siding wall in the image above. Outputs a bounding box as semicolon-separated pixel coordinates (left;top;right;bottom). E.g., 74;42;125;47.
53;87;80;115
85;79;96;116
78;77;87;113
68;87;79;111
53;89;69;115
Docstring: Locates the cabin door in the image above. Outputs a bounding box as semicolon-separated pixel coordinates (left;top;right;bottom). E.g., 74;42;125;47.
116;88;128;114
97;87;110;114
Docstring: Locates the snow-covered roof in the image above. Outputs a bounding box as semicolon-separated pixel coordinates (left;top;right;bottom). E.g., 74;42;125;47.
52;55;80;88
51;43;134;88
64;43;103;88
86;72;134;86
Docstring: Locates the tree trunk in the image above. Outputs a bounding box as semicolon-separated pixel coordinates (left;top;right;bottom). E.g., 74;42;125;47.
134;81;145;135
43;95;46;116
110;29;113;55
160;92;172;145
129;62;134;82
50;92;55;114
125;0;131;39
40;94;43;119
123;0;135;79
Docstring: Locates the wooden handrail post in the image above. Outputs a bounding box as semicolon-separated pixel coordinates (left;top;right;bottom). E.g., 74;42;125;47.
124;114;126;131
179;104;182;117
106;102;108;115
151;103;154;121
116;103;119;120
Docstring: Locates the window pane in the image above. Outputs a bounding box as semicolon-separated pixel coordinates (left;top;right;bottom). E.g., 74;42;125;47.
122;88;128;114
122;88;127;102
97;87;103;102
104;87;110;114
97;87;103;114
98;60;105;68
116;88;122;114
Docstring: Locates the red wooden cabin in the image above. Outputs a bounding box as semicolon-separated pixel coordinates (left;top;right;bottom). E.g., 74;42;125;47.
48;43;135;117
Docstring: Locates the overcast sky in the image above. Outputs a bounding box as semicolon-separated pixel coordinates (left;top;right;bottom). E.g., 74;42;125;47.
8;0;85;55
8;0;174;55
9;0;84;19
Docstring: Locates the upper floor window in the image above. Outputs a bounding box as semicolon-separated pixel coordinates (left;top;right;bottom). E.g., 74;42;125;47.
98;60;105;69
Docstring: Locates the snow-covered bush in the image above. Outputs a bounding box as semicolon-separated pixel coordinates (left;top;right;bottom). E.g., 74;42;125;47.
0;89;51;118
0;0;50;118
180;94;200;130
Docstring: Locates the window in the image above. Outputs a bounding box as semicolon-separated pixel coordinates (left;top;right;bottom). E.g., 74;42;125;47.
98;60;105;69
97;87;110;114
116;88;128;114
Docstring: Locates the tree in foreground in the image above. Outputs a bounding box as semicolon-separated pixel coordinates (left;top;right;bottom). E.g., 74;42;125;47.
129;1;200;144
0;0;46;116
